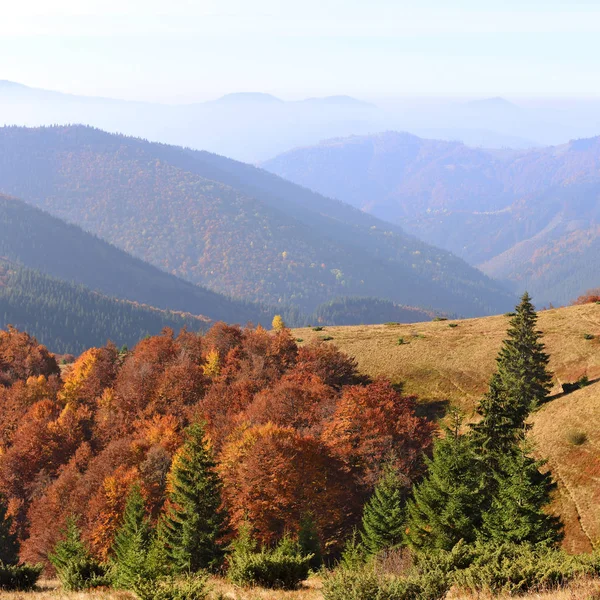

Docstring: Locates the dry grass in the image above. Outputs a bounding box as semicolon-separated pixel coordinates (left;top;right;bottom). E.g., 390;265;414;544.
447;577;600;599
294;303;600;414
531;382;600;554
0;578;323;600
5;577;600;600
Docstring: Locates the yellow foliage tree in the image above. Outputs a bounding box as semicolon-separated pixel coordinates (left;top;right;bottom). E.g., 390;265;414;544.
271;315;286;331
202;349;221;378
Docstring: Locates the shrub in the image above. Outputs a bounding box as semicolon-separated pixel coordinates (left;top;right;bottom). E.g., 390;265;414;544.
578;375;590;388
584;333;595;340
0;562;43;591
448;323;458;328
567;430;587;446
320;336;334;341
397;338;409;345
295;338;304;343
450;542;597;595
432;317;448;322
228;530;311;590
504;312;516;317
312;326;324;331
132;573;210;600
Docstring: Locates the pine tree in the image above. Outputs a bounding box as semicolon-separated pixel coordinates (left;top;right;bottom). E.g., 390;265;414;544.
472;292;552;459
470;293;562;547
361;465;407;556
479;447;563;546
0;492;19;565
162;423;225;572
111;484;154;590
405;415;482;552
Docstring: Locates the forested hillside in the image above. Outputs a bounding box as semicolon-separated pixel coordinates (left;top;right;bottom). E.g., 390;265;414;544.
0;125;514;317
264;132;600;305
0;194;285;326
0;261;208;354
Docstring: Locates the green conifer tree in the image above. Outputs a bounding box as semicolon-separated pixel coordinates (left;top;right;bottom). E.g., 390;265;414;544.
361;465;407;556
0;492;19;565
479;448;563;546
472;292;552;459
162;423;225;572
111;484;154;589
298;513;322;569
405;414;482;552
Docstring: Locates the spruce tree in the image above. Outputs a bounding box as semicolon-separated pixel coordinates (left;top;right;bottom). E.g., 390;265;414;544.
361;465;407;556
0;492;19;565
162;423;225;572
405;415;482;552
298;513;322;569
479;448;563;546
472;292;552;459
111;484;154;589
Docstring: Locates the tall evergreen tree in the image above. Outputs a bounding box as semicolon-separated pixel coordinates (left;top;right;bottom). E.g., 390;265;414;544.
472;292;552;459
405;415;482;552
111;484;154;590
0;492;19;565
361;465;408;556
479;448;563;546
162;423;225;572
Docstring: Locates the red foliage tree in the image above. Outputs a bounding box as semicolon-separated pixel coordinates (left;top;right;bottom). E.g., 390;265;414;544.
219;423;356;552
321;380;434;489
0;326;60;387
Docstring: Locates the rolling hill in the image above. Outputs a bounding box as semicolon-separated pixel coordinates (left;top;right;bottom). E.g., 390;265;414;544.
0;193;283;326
0;260;209;355
0;125;514;317
264;132;600;305
293;301;600;553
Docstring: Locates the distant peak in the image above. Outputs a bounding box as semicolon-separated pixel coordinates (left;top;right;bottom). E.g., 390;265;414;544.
212;92;284;104
0;80;30;90
466;97;520;110
301;95;375;108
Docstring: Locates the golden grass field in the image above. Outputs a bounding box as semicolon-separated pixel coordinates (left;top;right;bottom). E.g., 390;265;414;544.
294;303;600;413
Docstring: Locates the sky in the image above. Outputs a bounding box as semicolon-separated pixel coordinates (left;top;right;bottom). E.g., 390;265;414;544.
1;0;600;103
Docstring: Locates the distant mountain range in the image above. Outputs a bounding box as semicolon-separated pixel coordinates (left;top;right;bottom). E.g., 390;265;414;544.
0;125;514;318
6;80;600;162
263;131;600;305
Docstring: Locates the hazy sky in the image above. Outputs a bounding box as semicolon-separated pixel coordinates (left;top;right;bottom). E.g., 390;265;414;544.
1;0;600;102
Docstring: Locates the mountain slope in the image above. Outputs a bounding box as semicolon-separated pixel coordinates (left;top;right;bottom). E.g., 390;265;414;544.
0;260;207;354
292;302;600;553
264;132;600;305
0;125;514;317
0;194;281;326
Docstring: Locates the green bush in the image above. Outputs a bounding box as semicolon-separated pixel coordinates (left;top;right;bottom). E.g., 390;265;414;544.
432;317;448;322
567;429;588;446
397;338;409;345
320;336;334;341
504;312;516;317
449;542;597;595
132;573;210;600
312;326;324;331
584;333;595;340
448;323;458;328
228;531;311;590
0;562;43;591
578;375;590;388
295;338;304;343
